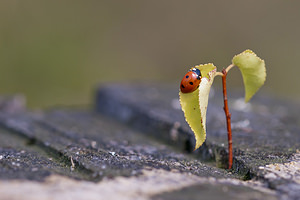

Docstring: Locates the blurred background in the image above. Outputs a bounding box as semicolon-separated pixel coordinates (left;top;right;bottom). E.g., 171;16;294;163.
0;1;299;108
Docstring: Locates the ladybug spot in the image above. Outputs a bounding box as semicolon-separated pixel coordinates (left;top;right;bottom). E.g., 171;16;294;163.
186;75;189;78
189;82;193;85
197;85;199;88
181;84;185;89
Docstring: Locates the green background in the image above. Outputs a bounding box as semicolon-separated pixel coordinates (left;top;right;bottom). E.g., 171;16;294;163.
1;1;299;108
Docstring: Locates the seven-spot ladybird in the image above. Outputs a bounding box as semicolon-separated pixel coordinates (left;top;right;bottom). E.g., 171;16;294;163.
180;68;202;93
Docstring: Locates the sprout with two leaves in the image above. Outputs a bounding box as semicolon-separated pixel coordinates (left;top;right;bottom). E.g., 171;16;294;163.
179;50;266;169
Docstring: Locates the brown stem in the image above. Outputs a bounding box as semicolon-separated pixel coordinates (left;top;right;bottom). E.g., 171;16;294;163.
222;68;233;169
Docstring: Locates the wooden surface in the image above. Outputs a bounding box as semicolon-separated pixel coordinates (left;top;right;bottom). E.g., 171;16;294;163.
0;85;299;200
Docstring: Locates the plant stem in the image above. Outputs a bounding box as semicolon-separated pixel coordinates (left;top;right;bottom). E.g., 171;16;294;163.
225;64;235;73
221;68;233;169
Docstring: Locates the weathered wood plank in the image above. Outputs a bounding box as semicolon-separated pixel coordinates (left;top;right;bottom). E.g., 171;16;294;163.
0;109;237;182
95;83;300;199
0;83;299;199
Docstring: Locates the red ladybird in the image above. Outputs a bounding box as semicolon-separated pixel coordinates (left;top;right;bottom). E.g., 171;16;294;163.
180;68;202;93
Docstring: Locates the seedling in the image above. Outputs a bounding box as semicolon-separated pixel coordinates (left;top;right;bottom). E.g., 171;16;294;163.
179;50;266;169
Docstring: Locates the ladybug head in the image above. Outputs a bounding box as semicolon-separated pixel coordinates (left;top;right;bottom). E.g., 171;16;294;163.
190;68;201;80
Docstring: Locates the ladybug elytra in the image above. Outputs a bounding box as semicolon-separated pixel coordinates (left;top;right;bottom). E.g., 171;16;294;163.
180;68;202;93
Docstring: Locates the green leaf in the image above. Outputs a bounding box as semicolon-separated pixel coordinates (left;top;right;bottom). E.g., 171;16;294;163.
179;63;217;150
232;49;266;102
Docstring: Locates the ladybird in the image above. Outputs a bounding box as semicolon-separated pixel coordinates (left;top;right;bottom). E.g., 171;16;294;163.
180;68;202;93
